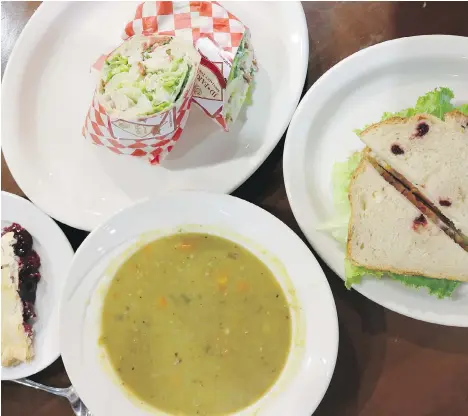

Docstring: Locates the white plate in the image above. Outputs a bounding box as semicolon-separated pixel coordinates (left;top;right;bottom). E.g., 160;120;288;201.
1;192;74;380
2;1;308;232
60;191;338;416
283;35;468;327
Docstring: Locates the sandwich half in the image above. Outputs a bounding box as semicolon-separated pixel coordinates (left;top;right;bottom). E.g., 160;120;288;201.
360;111;468;244
347;158;468;283
321;87;468;297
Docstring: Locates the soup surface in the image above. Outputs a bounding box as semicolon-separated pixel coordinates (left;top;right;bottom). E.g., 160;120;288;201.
100;233;291;415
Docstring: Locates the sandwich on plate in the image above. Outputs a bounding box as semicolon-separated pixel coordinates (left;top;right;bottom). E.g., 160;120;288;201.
322;87;468;298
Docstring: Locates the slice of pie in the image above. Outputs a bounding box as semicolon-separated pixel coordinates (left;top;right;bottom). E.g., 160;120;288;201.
1;223;41;367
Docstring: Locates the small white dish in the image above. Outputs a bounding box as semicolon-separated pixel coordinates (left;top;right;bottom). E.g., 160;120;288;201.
2;1;308;232
283;35;468;327
1;192;74;380
60;191;338;416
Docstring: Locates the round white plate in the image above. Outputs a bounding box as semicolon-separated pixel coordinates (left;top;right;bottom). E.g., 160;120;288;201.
60;191;338;416
2;1;308;232
283;35;468;327
1;192;74;380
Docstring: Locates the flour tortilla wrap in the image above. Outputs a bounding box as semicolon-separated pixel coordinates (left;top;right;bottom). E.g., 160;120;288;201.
97;35;200;120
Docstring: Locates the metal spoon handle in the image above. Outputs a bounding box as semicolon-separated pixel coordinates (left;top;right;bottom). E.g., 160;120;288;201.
11;378;70;398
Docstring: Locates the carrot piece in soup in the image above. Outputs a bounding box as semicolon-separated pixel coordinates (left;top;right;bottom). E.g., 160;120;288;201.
158;296;168;308
236;280;249;293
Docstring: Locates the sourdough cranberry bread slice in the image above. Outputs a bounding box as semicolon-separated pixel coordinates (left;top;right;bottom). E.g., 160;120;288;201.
360;111;468;239
365;156;468;252
347;159;468;281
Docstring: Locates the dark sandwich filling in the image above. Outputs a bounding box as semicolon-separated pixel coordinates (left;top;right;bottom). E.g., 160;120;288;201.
367;155;468;253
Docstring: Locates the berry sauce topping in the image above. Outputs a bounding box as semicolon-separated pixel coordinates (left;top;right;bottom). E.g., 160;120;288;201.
414;122;429;138
412;214;428;231
2;222;41;331
23;323;33;337
19;267;41;282
2;223;33;256
21;250;41;272
22;301;37;322
439;198;452;207
391;144;405;155
19;278;38;304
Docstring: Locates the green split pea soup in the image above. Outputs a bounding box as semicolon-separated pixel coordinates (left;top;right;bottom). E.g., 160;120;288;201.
100;233;292;415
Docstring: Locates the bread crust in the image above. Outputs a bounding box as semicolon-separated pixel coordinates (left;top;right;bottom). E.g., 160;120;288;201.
360;113;434;137
360;110;468;137
445;109;468;125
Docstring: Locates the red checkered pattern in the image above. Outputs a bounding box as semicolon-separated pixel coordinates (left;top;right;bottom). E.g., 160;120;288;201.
83;92;193;164
123;2;246;55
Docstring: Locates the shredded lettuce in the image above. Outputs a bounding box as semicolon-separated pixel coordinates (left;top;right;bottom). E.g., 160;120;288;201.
245;83;254;106
228;36;245;83
100;38;194;118
323;87;465;298
105;54;131;82
224;32;256;125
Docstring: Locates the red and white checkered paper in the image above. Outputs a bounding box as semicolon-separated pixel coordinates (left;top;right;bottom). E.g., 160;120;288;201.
82;88;192;165
123;2;245;55
83;2;248;164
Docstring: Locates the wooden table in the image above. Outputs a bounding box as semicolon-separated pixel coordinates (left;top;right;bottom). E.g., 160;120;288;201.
2;2;468;415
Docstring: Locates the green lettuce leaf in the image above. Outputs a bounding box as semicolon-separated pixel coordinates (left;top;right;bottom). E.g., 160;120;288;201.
382;87;455;120
105;54;131;82
174;64;192;102
390;274;460;299
457;104;468;115
345;261;460;299
317;152;362;243
331;152;362;217
143;101;171;116
228;35;246;83
245;83;254;106
323;87;465;297
354;87;456;136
